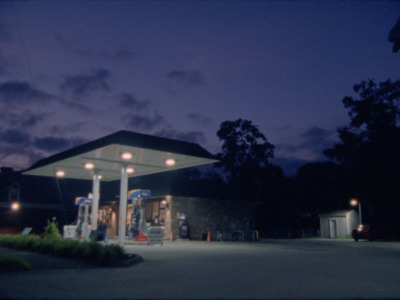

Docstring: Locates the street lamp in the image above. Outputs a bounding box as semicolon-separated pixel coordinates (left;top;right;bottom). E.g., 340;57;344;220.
350;198;362;225
10;201;20;211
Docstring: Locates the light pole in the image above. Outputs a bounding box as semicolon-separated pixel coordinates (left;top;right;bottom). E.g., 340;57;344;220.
350;198;362;225
10;201;20;211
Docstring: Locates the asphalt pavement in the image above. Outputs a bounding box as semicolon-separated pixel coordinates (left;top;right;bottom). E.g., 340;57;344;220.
1;238;400;299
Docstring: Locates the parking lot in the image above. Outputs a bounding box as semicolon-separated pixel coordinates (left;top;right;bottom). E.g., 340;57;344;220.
1;238;400;299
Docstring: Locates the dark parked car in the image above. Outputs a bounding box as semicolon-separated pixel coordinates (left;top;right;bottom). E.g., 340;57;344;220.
352;225;388;241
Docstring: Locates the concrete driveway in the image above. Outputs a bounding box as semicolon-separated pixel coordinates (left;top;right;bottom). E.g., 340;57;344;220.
1;238;400;299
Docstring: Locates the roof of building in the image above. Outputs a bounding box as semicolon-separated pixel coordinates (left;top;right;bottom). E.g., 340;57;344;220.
23;130;218;181
319;210;356;218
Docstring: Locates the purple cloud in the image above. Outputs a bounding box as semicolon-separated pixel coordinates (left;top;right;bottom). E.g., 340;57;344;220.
59;69;112;96
117;93;151;110
166;70;207;87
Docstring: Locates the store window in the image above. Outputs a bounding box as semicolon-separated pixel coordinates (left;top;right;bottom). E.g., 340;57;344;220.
8;183;21;202
146;199;167;226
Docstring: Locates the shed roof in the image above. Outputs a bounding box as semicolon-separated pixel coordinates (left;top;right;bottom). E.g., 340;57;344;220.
23;130;218;181
319;210;355;218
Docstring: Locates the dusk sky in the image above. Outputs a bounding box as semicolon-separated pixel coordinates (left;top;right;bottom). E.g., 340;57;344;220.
1;1;399;176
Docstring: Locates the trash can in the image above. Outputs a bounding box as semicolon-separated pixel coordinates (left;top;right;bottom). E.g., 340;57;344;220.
97;224;107;241
90;224;107;241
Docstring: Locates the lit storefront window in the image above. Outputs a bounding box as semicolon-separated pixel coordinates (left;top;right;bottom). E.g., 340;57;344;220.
146;199;167;226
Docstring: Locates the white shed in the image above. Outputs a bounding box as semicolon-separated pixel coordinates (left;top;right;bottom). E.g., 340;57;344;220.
319;210;359;238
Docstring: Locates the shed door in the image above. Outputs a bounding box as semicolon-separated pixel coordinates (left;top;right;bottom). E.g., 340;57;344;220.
330;219;337;238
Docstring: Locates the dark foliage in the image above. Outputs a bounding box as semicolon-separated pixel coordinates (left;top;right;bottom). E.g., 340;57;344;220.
324;79;400;231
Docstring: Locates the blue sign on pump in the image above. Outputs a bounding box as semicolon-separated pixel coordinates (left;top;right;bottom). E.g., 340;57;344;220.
127;189;151;200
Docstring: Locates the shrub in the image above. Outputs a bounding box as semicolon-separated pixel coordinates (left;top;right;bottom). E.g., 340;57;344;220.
43;217;61;240
0;253;31;272
0;234;126;267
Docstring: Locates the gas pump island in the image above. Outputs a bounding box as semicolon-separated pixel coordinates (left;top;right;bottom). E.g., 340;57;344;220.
74;195;93;240
74;189;151;242
127;189;151;241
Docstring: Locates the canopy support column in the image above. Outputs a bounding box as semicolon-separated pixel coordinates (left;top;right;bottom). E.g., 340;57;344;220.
118;166;128;246
91;172;101;232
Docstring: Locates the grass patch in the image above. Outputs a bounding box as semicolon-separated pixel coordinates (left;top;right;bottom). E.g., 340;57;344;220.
0;252;31;272
0;234;126;267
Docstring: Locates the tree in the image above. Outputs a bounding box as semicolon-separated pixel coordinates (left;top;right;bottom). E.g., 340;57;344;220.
216;119;275;184
216;119;294;232
388;16;400;53
324;79;400;229
295;162;351;227
170;167;227;199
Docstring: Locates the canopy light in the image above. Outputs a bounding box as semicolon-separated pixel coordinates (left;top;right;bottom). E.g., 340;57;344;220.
126;166;134;174
84;162;95;170
165;158;176;166
121;152;133;160
55;170;65;178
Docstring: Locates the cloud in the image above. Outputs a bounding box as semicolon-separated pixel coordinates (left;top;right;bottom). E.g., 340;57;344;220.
0;23;12;42
59;99;90;113
166;70;207;88
0;24;13;76
0;126;88;170
59;68;112;97
0;54;9;76
0;81;52;105
117;93;150;110
300;127;335;152
186;113;211;125
123;112;165;131
3;110;46;128
33;136;71;152
33;136;86;152
101;49;134;62
54;34;134;62
174;131;207;145
272;156;308;177
276;126;336;162
48;123;85;136
0;129;31;146
154;126;207;145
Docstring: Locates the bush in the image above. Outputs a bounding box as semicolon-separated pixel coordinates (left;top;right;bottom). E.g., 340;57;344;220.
0;234;126;267
43;217;61;240
0;253;31;272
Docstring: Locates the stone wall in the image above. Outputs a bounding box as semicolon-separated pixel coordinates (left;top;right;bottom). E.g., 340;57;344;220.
99;195;254;241
170;196;253;240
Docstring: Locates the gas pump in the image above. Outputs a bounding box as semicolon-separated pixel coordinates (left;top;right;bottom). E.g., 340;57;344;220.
179;211;189;239
127;189;151;242
74;194;93;241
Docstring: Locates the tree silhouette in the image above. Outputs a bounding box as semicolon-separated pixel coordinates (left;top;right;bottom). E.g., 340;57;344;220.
216;119;274;184
324;79;400;231
216;119;294;232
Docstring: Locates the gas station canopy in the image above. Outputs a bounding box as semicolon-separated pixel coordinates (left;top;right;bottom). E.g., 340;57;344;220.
23;130;218;181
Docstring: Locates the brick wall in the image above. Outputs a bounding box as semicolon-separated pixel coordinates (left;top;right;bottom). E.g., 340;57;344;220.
99;195;254;241
170;196;253;240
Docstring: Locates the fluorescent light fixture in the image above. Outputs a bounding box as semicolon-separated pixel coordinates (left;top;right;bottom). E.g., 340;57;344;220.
55;170;65;178
121;152;133;160
84;162;95;170
165;158;176;166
